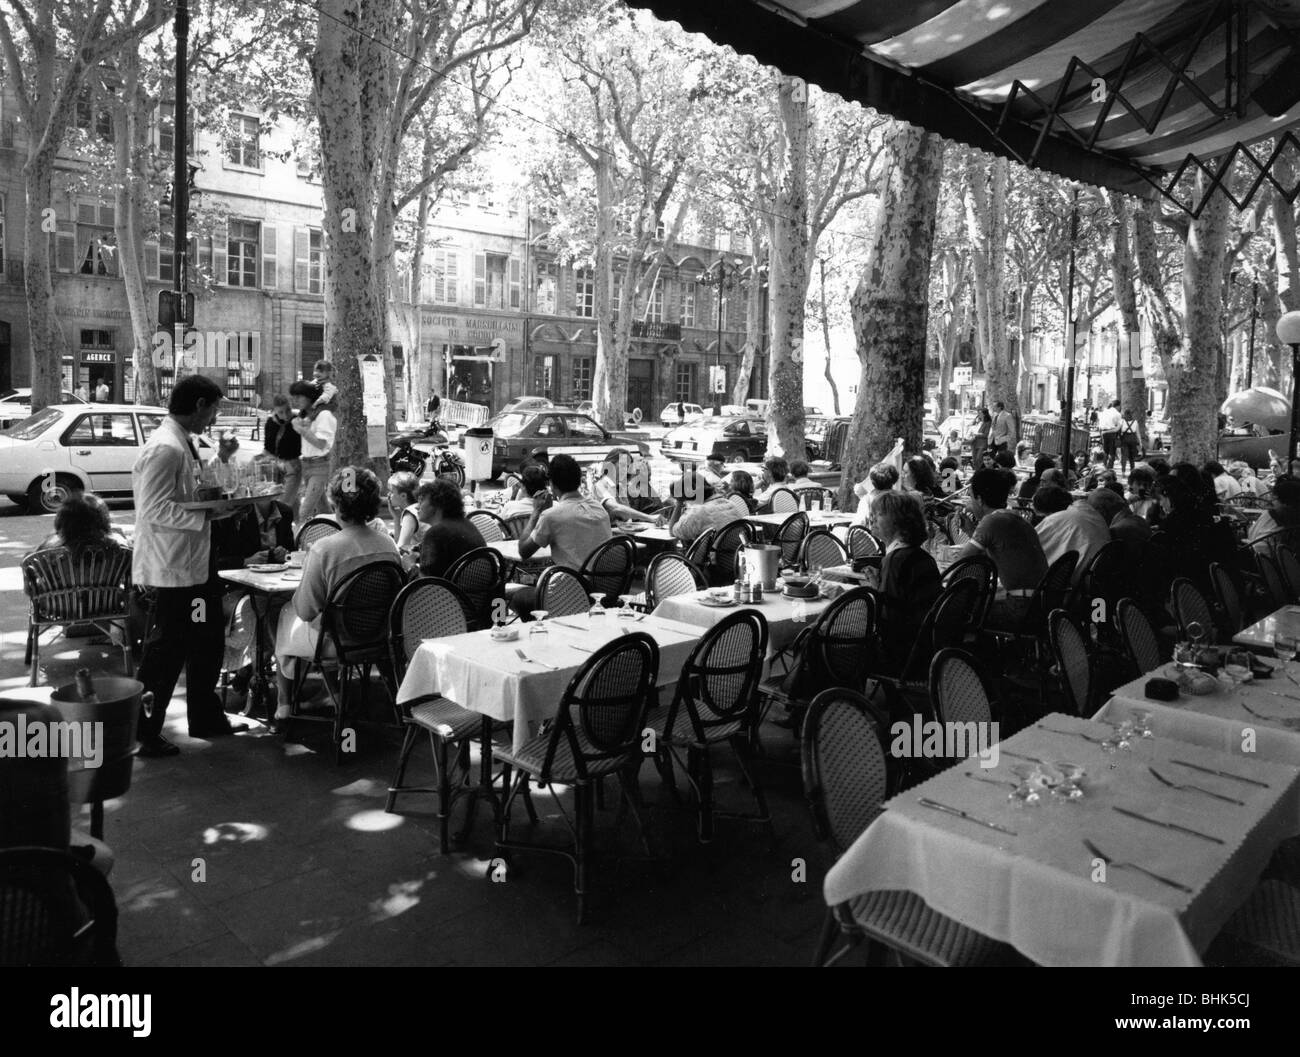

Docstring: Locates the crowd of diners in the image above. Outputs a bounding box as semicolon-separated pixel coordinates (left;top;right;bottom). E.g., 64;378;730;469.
30;369;1299;760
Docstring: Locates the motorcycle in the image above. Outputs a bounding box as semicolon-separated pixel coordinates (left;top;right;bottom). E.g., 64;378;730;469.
388;421;466;486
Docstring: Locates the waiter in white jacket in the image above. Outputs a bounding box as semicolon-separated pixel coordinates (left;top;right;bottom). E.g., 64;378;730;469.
132;375;248;757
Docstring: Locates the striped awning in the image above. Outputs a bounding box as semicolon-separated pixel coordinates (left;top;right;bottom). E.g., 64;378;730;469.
627;0;1300;207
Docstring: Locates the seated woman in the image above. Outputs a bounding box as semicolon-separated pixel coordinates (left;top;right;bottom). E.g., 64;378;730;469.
1151;475;1236;596
387;471;425;558
1127;464;1159;522
417;478;486;578
1251;473;1300;546
870;491;942;666
1018;455;1055;502
901;455;945;500
273;468;401;721
30;492;130;556
722;469;757;513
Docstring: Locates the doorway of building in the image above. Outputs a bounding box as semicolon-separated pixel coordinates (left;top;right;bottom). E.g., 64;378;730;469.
628;358;654;420
447;349;494;413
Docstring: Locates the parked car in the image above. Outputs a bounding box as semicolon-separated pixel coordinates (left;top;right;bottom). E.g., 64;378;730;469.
574;400;595;416
0;387;87;430
500;396;554;414
488;408;645;477
662;415;768;465
660;402;706;425
0;403;251;513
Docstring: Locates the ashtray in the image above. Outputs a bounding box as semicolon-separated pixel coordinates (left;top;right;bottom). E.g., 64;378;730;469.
490;626;520;642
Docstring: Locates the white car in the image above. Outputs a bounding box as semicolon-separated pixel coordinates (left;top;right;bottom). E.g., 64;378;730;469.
0;403;248;513
0;387;87;430
660;402;705;425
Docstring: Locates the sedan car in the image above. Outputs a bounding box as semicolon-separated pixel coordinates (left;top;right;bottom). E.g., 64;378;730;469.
0;404;245;513
662;415;768;465
488;409;646;477
660;402;706;425
0;387;87;430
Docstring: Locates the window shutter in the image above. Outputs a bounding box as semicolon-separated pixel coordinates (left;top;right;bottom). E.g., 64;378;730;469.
446;251;458;304
55;223;75;273
509;256;521;309
473;252;486;306
294;227;310;292
145;239;159;280
262;224;277;289
212;218;228;284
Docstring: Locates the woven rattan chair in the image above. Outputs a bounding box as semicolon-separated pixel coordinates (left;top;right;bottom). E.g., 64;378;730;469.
21;546;133;687
1277;545;1300;603
845;525;882;561
649;609;770;842
445;546;507;629
801;689;1009;967
536;566;593;618
1048;608;1094;716
725;493;751;518
939;554;998;630
0;847;121;967
1080;539;1128;639
774;512;810;569
502;513;531;540
579;536;637;604
645;552;705;611
767;487;799;514
468;510;507;543
800;529;849;573
1116;598;1162;677
947;508;977;545
708;519;754;586
1170;577;1216;643
296;516;340;551
930;648;994;730
384;577;493;852
682;528;715;573
285;559;406;764
1257;552;1290;610
1214;879;1300;966
493;633;659;923
1210;562;1247;636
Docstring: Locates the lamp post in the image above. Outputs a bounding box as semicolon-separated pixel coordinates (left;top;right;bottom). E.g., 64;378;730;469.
698;257;741;415
1280;310;1300;464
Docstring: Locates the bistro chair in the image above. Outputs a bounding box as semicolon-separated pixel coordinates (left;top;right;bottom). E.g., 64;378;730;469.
284;560;406;764
801;689;1010;967
644;552;706;612
769;511;808;570
767;487;799;514
707;519;754;586
0;847;121;967
946;508;977;545
650;610;770;842
930;648;994;730
445;547;508;629
1256;552;1290;611
1209;563;1247;636
1116;598;1162;678
493;633;659;924
1048;608;1094;717
502;513;531;540
1214;879;1300;967
940;554;998;630
800;529;849;573
683;528;715;574
845;525;882;562
578;536;637;605
1169;577;1216;643
296;516;340;551
384;577;490;854
536;566;593;619
725;493;752;518
468;510;507;543
1277;545;1300;603
1079;539;1128;641
21;547;134;688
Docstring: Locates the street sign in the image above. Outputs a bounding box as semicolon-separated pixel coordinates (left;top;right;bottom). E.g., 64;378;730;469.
953;365;972;385
709;366;726;394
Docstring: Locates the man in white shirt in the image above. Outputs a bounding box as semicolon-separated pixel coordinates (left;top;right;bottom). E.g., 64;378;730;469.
1035;495;1111;585
593;450;664;525
1097;400;1122;469
290;379;337;525
990;401;1016;455
132;375;248;757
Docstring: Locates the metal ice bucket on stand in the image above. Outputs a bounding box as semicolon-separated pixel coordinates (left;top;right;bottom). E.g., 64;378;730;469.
741;543;781;591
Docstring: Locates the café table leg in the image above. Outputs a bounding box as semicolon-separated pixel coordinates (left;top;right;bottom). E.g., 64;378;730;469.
243;591;276;722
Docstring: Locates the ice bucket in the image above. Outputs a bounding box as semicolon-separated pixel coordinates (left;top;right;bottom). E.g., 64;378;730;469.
741;543;781;591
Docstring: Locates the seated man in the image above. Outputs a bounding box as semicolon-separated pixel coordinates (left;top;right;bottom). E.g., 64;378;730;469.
954;468;1047;631
753;455;790;506
273;468;401;721
511;454;612;618
593;449;664;525
668;467;739;542
416;479;486;579
212;495;296;570
1086;487;1151;543
1034;486;1110;584
500;464;549;519
787;459;816;489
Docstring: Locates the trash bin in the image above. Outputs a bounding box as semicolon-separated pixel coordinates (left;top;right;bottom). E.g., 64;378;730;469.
462;426;494;482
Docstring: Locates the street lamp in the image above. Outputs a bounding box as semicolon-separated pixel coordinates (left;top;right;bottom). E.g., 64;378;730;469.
1279;310;1300;463
697;256;742;415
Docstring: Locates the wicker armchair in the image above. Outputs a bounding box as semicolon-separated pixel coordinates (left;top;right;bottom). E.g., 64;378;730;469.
0;847;121;967
1116;598;1162;678
644;552;706;612
295;516;340;551
536;566;593;619
800;529;849;573
445;547;508;629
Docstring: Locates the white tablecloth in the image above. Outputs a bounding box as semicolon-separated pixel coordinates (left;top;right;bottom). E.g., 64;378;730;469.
1100;660;1300;768
1232;605;1300;651
395;614;703;752
488;540;551;563
652;588;833;654
823;713;1300;966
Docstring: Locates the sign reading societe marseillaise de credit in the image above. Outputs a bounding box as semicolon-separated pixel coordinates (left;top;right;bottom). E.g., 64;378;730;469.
421;313;522;346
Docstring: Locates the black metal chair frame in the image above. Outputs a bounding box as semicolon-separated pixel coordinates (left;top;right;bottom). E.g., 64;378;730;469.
0;846;121;967
445;546;508;629
295;516;341;552
579;535;637;604
644;551;706;612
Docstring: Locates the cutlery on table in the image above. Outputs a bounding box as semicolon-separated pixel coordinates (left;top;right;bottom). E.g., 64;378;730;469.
1169;759;1269;789
1111;805;1225;845
1238;700;1289;722
551;618;589;631
964;770;1017;789
1147;766;1245;806
1038;724;1105;745
916;797;1018;836
513;648;559;670
999;749;1047;765
1082;838;1194;894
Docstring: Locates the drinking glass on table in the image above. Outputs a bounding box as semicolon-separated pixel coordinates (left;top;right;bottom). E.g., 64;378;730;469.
617;595;637;619
529;610;549;637
1224;649;1253;685
588;594;606;625
1274;632;1297;670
